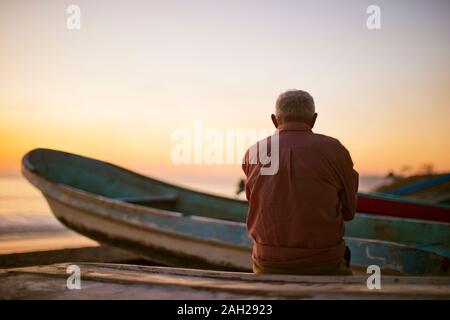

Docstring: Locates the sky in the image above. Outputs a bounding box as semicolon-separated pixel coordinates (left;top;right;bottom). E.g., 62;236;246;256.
0;0;449;189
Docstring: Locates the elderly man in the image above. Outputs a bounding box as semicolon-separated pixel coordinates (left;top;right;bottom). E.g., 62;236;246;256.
242;90;359;275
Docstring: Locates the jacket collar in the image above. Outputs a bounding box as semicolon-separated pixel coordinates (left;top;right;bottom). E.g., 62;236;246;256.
278;122;312;132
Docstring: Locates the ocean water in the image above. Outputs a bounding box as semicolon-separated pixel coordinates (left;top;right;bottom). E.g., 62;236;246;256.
0;175;388;254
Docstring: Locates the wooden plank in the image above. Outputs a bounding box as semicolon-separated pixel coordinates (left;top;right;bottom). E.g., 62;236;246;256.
1;263;449;299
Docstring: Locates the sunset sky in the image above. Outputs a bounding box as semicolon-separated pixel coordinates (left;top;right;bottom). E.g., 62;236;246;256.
1;0;449;188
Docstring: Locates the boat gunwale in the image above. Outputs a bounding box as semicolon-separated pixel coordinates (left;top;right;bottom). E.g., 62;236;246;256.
23;148;248;205
357;191;450;209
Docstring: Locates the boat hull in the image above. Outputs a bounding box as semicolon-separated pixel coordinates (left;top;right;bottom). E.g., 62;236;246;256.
46;195;252;270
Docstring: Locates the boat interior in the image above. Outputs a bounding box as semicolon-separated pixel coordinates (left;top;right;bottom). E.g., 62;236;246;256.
24;148;247;220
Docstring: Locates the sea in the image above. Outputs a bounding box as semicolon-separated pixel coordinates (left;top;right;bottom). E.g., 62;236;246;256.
0;175;389;254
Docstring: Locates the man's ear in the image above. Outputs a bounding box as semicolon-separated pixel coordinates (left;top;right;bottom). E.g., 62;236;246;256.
271;114;279;128
310;113;318;128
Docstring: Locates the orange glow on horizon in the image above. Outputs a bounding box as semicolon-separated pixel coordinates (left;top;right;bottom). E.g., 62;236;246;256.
1;0;449;181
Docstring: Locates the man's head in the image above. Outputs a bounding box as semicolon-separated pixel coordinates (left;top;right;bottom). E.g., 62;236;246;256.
271;89;318;128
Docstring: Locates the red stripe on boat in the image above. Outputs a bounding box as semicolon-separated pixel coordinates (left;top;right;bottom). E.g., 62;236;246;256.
357;194;450;223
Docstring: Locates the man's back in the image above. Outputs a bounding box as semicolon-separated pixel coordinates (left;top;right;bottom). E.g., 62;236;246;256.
243;122;359;270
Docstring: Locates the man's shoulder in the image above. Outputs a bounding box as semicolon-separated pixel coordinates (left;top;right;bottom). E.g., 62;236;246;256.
245;134;272;153
309;133;352;158
242;135;268;162
311;132;343;148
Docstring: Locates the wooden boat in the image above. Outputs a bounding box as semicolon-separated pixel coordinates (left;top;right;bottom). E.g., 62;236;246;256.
357;191;450;222
2;263;450;299
21;149;450;276
374;173;450;205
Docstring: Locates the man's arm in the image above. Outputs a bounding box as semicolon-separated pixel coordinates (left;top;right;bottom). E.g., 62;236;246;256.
338;146;359;221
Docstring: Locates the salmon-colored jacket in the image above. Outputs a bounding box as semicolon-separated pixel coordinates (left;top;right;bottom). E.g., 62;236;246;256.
242;122;359;268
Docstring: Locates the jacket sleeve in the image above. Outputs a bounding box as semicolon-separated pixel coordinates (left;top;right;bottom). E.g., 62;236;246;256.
338;146;359;221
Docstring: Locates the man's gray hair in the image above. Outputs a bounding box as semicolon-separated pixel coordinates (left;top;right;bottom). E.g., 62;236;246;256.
275;90;315;119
